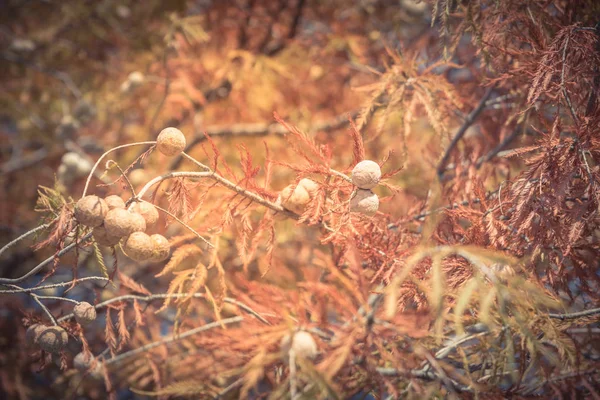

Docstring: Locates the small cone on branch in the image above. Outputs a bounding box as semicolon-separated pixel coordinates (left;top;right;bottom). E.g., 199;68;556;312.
280;331;318;360
38;326;69;353
349;189;379;216
74;196;108;227
280;184;310;215
351;160;381;189
131;202;159;227
73;352;103;379
157;127;186;156
74;302;97;325
123;232;154;261
73;351;94;371
298;178;320;197
103;209;146;238
104;195;125;210
26;324;46;346
149;234;170;262
92;225;121;247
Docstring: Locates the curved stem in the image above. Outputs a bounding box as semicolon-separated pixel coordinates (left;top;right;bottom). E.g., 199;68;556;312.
133;171;212;203
82;141;156;198
31;293;59;326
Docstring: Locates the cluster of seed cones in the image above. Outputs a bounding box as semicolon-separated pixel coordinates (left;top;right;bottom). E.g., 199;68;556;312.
74;195;170;263
276;159;382;217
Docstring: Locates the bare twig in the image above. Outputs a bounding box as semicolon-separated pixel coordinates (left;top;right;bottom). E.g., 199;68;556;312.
0;222;53;259
104;316;243;365
31;293;59;326
548;307;600;321
376;366;473;393
0;232;93;284
0;276;109;294
436;86;495;180
328;168;353;183
170;111;358;169
134;171;211;200
475;124;523;169
99;160;136;197
35;294;80;304
142;199;214;249
180;153;298;217
216;378;244;399
56;292;270;325
82;141;156;197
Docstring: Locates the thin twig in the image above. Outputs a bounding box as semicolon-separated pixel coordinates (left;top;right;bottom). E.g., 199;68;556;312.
329;168;353;183
170;111;358;169
56;292;270;325
99;160;136;198
548;307;600;320
143;200;214;249
82;141;156;197
376;366;473;393
31;293;59;326
134;171;212;200
34;294;80;304
0;222;53;259
437;86;495;180
561;34;579;124
104;316;243;365
0;276;109;294
181;153;298;218
0;232;93;284
216;378;243;399
475;124;523;169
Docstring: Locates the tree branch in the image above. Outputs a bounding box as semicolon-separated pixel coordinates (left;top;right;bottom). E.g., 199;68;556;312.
0;276;108;294
436;86;495;180
0;232;93;284
56;292;270;325
170;111;358;169
104;316;243;365
548;307;600;321
0;221;53;259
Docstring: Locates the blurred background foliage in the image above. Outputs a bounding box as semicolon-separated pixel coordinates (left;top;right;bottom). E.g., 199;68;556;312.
2;0;600;399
